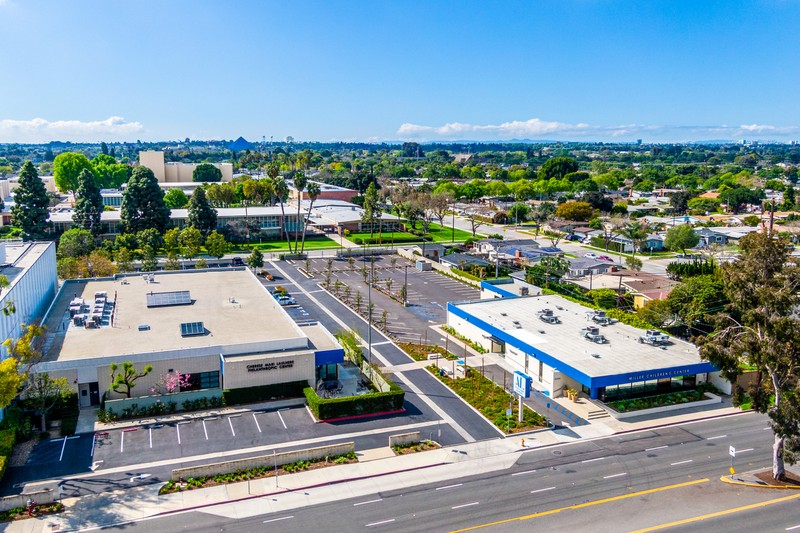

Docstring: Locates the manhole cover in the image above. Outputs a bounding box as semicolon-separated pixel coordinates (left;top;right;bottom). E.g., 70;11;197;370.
552;450;563;456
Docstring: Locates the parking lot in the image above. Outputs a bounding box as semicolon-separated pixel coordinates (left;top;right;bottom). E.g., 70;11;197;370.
306;255;480;343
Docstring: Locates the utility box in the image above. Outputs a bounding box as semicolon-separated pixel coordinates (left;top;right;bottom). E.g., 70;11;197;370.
416;259;432;271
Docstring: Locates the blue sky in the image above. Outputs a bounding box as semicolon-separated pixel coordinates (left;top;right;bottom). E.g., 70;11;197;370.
1;0;799;143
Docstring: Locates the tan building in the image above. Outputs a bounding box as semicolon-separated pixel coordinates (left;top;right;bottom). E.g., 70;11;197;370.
36;269;343;408
139;150;233;183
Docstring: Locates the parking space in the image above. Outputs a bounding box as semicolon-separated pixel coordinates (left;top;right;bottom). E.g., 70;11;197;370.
91;406;318;468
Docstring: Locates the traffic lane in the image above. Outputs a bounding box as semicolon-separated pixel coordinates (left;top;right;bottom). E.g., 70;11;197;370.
659;493;800;533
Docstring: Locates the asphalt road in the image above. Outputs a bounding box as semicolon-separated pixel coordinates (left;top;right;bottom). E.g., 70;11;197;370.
105;412;788;533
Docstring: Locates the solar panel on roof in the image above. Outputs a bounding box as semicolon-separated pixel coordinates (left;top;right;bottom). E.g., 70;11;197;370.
180;321;205;337
146;291;192;308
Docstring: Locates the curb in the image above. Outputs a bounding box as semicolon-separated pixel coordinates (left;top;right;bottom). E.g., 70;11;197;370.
720;475;800;489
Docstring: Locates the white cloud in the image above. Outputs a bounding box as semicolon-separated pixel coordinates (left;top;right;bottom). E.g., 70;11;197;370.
0;116;144;143
396;118;800;142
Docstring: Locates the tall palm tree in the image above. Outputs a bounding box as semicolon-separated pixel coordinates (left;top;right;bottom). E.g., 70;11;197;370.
292;171;308;254
620;220;651;262
273;177;292;252
300;182;321;254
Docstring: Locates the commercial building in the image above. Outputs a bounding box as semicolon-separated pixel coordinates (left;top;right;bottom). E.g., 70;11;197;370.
0;242;59;360
139;151;234;183
35;269;343;407
447;278;721;401
289;180;358;203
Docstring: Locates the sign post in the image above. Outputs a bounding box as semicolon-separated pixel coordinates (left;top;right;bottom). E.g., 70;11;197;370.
729;445;736;476
512;372;532;424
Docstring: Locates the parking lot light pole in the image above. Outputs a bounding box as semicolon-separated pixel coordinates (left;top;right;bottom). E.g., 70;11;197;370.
367;258;373;368
404;265;408;307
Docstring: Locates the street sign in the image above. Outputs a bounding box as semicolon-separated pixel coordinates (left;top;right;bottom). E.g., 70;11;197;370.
513;371;532;398
729;446;736;458
506;408;513;417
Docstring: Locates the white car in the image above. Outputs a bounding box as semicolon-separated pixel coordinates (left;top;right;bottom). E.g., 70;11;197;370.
276;296;296;306
584;252;598;259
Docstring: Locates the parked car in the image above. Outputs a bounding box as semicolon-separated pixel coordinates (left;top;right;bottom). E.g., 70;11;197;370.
598;255;614;262
584;252;598;259
566;234;582;242
276;295;296;306
231;257;244;266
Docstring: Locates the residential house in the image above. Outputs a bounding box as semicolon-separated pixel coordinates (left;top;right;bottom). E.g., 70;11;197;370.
564;258;615;278
441;253;491;271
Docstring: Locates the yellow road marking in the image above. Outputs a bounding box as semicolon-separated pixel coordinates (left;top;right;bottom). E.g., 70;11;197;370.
630;491;800;532
450;478;710;532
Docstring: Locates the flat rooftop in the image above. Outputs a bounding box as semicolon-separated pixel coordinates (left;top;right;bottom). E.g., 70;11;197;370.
44;269;307;362
451;295;703;379
0;241;53;288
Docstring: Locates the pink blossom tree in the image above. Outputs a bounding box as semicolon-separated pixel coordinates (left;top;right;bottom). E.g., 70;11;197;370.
151;371;191;395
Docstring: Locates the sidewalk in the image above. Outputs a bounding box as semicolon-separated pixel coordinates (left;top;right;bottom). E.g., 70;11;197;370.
8;438;526;532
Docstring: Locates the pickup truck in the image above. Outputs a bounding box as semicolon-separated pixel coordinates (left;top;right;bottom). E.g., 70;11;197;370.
581;326;607;344
638;329;670;345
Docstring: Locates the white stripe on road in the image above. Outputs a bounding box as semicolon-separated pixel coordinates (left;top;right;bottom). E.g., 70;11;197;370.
354;499;383;506
277;410;288;429
645;445;668;451
366;519;395;527
252;412;262;433
531;487;556;494
511;470;537;476
671;460;693;466
738;448;754;453
436;483;463;491
228;417;236;437
452;502;479;509
202;420;209;440
707;435;727;440
582;457;606;463
263;516;294;524
603;473;626;479
371;341;392;346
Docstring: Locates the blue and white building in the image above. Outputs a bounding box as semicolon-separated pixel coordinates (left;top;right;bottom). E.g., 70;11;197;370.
447;278;724;401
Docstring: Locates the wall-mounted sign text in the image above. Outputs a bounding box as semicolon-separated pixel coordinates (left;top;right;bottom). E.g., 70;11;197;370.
246;360;294;372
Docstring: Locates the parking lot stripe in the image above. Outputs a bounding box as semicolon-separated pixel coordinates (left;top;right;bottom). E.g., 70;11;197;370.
176;421;191;445
202;420;209;440
277;410;288;429
252;412;262;433
59;436;78;461
120;432;124;453
149;428;152;449
228;417;236;436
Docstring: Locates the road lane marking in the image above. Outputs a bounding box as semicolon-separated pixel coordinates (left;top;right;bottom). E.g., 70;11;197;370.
354;499;383;506
603;473;626;479
228;417;236;437
252;413;262;433
372;341;391;346
450;478;710;532
645;446;668;451
366;519;396;527
436;483;463;490
277;410;288;429
738;448;754;453
531;487;556;494
582;457;606;463
453;502;480;509
787;525;800;531
630;492;800;532
707;435;727;440
671;460;693;466
511;470;537;476
263;516;294;523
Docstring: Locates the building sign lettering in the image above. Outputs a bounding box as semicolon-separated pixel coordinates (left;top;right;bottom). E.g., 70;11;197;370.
626;368;691;382
246;360;294;372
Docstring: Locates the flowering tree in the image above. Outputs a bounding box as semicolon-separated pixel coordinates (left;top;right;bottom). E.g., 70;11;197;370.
150;371;191;395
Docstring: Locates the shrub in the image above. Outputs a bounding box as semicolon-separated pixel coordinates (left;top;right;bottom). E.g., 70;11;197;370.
352;237;363;245
304;383;405;420
224;381;308;405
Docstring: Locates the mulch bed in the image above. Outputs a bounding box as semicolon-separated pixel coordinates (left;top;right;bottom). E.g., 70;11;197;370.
0;503;64;522
392;441;441;455
754;470;800;487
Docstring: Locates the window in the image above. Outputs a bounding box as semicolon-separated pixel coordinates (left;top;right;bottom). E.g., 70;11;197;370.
186;371;220;391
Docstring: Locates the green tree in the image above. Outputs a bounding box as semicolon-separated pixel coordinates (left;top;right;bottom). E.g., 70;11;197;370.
136;228;164;253
179;226;202;260
25;372;71;431
140;245;158;272
114;247;134;272
669;190;694;214
92;154;130;189
53;152;93;194
508;203;530;224
0;358;24;410
163;188;189;209
109;362;153;398
273;176;293;250
57;228;95;259
699;233;800;479
619;221;651;260
120;167;170;234
362;181;379;237
187;187;217;238
12;161;51;240
555;201;594;221
163;227;181;255
539;157;579;180
667;274;726;333
192;163;222;183
292;171;308;251
72;169;104;236
664;224;700;255
247;248;264;269
205;231;230;259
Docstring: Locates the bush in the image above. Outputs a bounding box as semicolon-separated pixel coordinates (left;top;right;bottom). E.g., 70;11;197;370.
304;383;405;420
0;429;16;457
606;308;655;329
352;237;363;245
223;381;308;405
0;406;34;441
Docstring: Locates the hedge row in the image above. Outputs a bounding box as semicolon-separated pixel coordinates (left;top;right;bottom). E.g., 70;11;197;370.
224;381;308;406
304;384;405;420
0;429;16;483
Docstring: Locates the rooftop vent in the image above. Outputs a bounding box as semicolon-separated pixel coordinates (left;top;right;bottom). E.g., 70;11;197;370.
138;324;150;331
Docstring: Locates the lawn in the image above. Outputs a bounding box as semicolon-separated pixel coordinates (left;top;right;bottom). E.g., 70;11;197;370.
345;223;475;246
231;236;341;252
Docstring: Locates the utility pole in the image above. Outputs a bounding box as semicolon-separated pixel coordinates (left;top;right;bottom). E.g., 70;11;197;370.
404;265;408;307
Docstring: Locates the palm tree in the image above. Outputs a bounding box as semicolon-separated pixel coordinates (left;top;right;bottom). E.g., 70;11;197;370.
620;221;651;262
293;171;308;254
300;182;320;254
273;177;292;252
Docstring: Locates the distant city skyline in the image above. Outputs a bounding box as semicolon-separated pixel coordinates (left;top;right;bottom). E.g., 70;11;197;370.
1;1;798;144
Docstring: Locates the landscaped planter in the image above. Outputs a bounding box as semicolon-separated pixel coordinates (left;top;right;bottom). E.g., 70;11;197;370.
604;393;722;419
